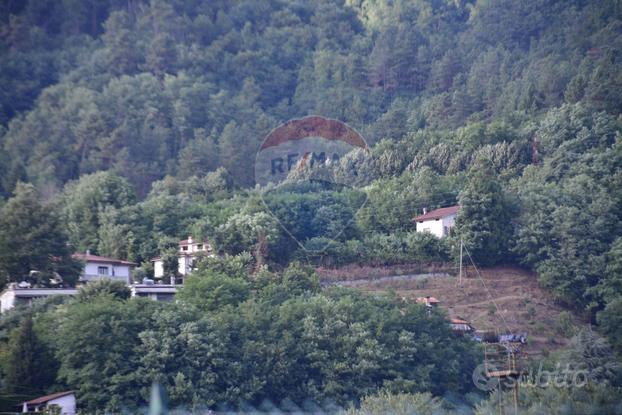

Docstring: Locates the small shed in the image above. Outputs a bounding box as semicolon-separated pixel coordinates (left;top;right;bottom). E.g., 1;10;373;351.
415;296;440;308
449;317;474;333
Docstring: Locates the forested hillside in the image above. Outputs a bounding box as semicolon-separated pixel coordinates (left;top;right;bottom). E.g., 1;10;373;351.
2;0;621;313
1;0;622;412
1;0;620;194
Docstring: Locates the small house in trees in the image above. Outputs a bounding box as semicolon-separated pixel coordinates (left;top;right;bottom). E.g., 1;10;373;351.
73;252;136;284
21;391;76;414
449;317;474;333
413;205;460;238
415;296;440;308
131;281;177;302
152;236;214;283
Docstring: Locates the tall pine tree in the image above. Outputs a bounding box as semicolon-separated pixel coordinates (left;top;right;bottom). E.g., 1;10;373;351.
4;314;56;395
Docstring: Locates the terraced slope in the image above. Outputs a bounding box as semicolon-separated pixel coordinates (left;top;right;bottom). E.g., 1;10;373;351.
321;266;586;355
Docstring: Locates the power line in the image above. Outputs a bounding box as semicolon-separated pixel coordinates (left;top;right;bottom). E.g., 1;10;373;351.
462;242;512;334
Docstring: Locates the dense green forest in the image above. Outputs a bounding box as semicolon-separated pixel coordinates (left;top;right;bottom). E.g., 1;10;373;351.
0;263;481;412
1;0;622;412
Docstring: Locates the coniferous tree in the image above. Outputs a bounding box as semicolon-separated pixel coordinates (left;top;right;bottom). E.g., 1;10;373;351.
4;314;56;395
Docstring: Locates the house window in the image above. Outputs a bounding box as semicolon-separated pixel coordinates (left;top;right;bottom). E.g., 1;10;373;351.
98;266;109;275
182;246;188;251
197;244;203;250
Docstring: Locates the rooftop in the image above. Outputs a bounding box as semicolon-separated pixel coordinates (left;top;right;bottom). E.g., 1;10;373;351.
413;205;460;222
7;288;78;297
131;284;177;293
73;253;136;266
23;391;74;405
416;296;440;304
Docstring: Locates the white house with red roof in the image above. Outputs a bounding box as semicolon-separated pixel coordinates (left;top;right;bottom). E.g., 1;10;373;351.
73;252;136;284
152;237;214;283
21;391;75;414
413;205;460;238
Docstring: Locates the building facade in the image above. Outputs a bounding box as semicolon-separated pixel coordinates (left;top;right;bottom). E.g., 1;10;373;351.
130;283;177;302
152;237;214;283
73;253;136;284
413;205;460;238
0;286;77;313
22;391;76;414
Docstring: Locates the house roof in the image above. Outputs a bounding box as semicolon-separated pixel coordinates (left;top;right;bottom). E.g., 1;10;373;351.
23;391;74;405
413;205;460;222
73;253;136;266
179;239;209;246
416;296;440;304
450;317;470;325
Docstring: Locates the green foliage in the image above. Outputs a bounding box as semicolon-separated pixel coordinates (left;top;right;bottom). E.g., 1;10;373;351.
61;171;135;253
342;390;447;415
454;170;515;266
512;105;622;309
177;270;250;313
213;211;280;259
75;279;131;303
9;263;478;412
476;329;622;415
357;169;460;235
597;297;622;355
56;296;161;413
0;0;619;197
0;183;80;287
1;1;622;411
475;383;622;415
554;311;576;338
301;231;450;268
2;314;56;395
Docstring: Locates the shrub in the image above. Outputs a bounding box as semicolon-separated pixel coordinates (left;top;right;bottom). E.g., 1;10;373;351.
342;391;448;415
554;311;576;337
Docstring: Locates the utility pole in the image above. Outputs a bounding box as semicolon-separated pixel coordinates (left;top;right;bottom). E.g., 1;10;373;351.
459;238;463;286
